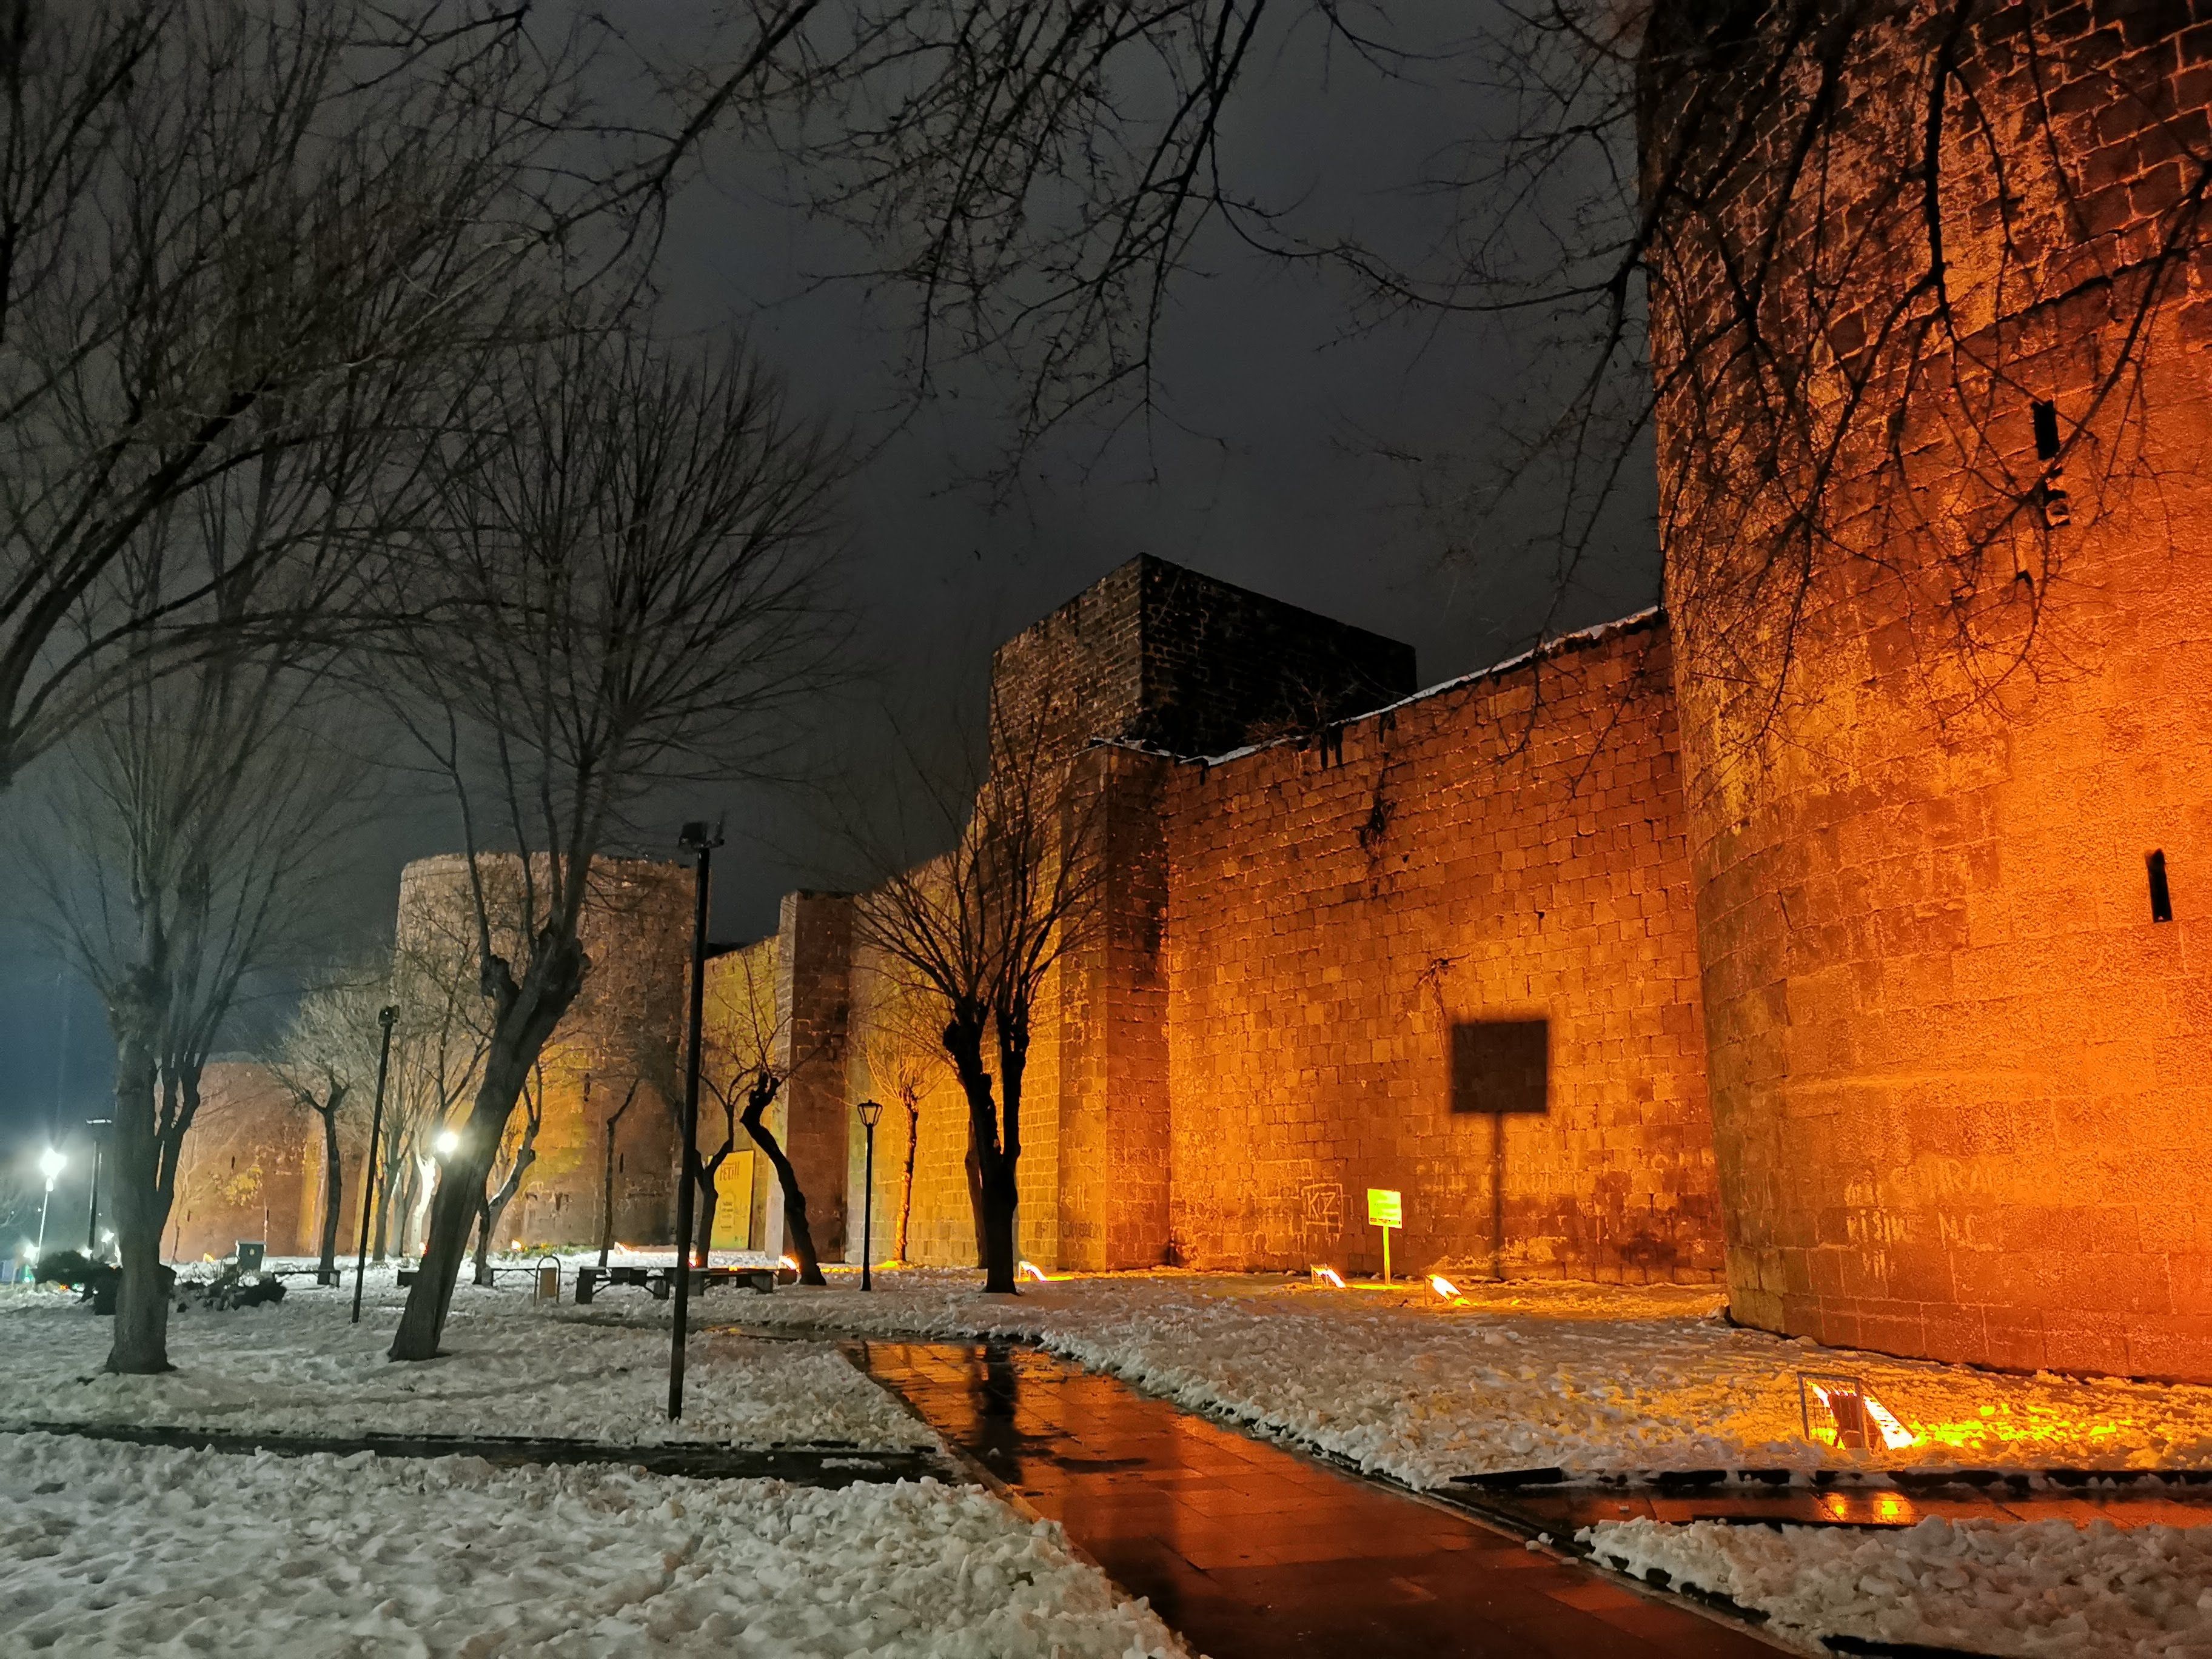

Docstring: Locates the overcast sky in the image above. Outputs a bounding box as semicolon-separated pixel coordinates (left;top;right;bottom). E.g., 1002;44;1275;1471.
0;4;1655;1149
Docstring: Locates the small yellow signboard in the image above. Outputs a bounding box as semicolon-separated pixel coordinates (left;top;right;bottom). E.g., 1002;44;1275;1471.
1367;1188;1403;1280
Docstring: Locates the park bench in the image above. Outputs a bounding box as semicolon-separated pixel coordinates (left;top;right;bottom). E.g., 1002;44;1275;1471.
572;1263;786;1303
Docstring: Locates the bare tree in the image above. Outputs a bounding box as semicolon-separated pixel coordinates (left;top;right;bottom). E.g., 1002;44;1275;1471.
263;967;391;1284
20;636;355;1372
697;944;830;1282
854;961;943;1264
597;1077;642;1267
850;695;1104;1293
383;325;842;1361
0;1;586;794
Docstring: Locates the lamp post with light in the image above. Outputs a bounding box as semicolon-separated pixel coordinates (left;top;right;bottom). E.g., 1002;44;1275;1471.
669;818;722;1421
34;1147;65;1265
856;1100;883;1292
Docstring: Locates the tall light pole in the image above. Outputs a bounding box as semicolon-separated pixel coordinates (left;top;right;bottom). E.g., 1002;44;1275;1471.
84;1119;111;1253
669;818;722;1421
34;1147;65;1265
856;1100;883;1292
350;1007;397;1321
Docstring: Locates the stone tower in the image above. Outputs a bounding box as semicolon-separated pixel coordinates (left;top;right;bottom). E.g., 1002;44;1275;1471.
1645;4;2212;1376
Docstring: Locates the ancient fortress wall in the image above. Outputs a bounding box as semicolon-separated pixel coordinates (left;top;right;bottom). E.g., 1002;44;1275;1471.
167;1061;317;1261
1157;619;1721;1280
1647;3;2212;1376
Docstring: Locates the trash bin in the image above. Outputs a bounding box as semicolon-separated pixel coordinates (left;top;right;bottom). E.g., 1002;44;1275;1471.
533;1259;560;1302
235;1241;265;1273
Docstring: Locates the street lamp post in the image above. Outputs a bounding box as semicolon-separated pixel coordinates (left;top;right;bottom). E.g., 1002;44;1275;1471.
84;1119;111;1254
34;1147;65;1265
856;1100;883;1292
669;818;723;1421
351;1007;398;1322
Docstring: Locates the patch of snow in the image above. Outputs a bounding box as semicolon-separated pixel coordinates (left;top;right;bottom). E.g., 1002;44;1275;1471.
682;1269;2212;1486
1582;1514;2212;1658
0;1269;928;1450
0;1430;1187;1657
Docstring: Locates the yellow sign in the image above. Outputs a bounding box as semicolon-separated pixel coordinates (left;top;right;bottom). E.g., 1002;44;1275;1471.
1367;1188;1402;1228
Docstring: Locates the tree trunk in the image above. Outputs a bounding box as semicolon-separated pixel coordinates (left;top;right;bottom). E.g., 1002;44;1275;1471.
964;1125;988;1269
693;1162;720;1267
897;1099;919;1262
472;1144;536;1285
389;936;581;1361
945;1017;1018;1293
387;1153;418;1260
315;1105;343;1283
374;1138;403;1262
107;1018;174;1373
740;1083;826;1285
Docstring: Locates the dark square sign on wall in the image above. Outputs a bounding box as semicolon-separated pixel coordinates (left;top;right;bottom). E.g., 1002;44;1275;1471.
1451;1019;1550;1116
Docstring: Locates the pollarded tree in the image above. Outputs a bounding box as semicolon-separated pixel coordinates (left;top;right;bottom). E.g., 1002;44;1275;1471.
264;968;393;1284
850;694;1103;1294
21;635;356;1373
384;325;842;1361
695;943;830;1284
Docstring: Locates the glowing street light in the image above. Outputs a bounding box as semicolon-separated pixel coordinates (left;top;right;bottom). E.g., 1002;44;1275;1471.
434;1129;460;1158
33;1147;65;1267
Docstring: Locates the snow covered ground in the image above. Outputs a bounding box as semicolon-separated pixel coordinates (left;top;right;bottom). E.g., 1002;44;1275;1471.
0;1429;1185;1658
1583;1513;2212;1657
659;1267;2212;1486
0;1265;928;1450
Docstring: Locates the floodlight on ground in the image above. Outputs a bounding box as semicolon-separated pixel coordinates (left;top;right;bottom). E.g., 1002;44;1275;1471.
1310;1265;1346;1289
1017;1260;1048;1282
1798;1370;1916;1451
1429;1274;1462;1301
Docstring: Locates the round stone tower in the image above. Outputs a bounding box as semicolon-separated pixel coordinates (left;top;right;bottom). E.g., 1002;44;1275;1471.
394;854;692;1249
1644;3;2212;1378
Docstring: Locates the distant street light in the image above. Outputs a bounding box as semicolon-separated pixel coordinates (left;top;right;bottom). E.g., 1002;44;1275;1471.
352;1007;398;1322
35;1147;65;1265
434;1128;460;1158
669;816;723;1422
856;1100;883;1293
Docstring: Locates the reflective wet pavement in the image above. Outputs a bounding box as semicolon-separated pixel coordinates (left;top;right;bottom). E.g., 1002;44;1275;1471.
848;1339;1783;1658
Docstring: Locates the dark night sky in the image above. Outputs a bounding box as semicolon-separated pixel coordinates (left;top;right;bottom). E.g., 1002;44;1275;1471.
0;4;1654;1153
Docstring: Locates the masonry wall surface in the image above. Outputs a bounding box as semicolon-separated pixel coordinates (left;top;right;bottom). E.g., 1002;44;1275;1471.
392;855;691;1250
167;1061;316;1261
1158;620;1723;1281
1647;2;2212;1376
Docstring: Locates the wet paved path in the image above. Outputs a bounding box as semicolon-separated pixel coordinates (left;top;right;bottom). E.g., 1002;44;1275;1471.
848;1338;1782;1658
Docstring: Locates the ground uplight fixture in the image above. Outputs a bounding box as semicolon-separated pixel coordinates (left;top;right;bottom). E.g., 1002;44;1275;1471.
1798;1370;1916;1452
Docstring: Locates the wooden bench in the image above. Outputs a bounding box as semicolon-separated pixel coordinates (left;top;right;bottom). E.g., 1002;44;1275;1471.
573;1264;783;1304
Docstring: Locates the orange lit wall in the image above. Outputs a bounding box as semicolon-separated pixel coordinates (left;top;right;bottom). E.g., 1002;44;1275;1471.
1647;3;2212;1376
167;1061;316;1261
1155;620;1723;1281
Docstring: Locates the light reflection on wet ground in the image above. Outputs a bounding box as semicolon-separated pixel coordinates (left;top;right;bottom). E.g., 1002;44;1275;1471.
849;1338;1783;1658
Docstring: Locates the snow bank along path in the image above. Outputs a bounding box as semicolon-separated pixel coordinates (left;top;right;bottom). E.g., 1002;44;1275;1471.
0;1273;931;1450
1583;1513;2212;1658
697;1270;2212;1486
0;1430;1185;1658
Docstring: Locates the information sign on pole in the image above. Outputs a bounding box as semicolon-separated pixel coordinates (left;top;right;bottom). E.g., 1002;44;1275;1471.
1367;1188;1402;1280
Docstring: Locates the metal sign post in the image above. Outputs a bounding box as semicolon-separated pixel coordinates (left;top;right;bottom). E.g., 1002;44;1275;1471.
1367;1188;1402;1281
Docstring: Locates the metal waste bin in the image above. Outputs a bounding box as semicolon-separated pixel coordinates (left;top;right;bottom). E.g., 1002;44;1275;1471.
533;1259;560;1302
235;1241;265;1273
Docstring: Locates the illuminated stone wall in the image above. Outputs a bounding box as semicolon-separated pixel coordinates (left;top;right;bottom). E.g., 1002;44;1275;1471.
1646;3;2212;1376
167;1061;317;1261
391;855;691;1250
1157;619;1722;1281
